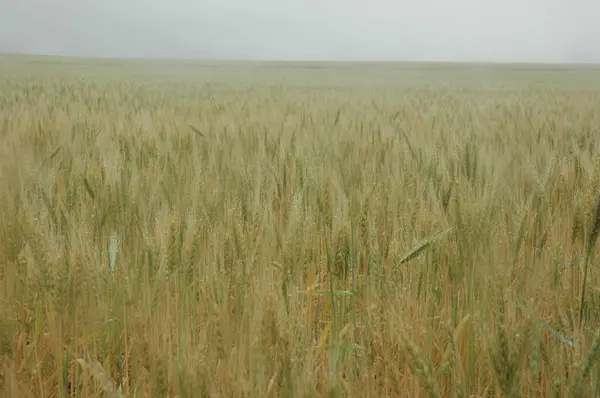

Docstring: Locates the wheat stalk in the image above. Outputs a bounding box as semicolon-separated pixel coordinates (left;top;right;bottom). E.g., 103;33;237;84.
578;191;600;329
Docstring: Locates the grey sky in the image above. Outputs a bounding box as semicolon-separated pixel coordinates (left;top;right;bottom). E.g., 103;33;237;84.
0;0;598;63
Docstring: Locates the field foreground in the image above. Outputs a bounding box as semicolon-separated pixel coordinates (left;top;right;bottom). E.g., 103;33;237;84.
2;57;600;397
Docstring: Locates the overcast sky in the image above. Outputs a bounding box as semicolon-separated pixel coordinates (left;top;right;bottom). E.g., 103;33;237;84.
0;0;598;63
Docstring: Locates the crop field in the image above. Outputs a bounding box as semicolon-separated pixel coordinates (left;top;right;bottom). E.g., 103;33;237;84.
2;54;600;397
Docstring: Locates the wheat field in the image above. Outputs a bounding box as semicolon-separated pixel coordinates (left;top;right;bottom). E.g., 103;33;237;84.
1;55;600;397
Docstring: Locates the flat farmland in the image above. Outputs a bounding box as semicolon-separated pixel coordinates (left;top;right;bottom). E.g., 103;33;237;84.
1;55;600;397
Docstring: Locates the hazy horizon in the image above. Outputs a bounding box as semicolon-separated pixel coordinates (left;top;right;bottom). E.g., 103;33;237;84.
1;0;599;64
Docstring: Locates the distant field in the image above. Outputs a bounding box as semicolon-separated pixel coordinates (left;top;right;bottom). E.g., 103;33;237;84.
1;54;600;397
2;53;600;88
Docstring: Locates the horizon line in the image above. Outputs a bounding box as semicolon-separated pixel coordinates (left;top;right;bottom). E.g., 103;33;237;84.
2;51;600;67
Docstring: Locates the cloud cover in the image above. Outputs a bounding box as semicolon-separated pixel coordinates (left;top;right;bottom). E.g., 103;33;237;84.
0;0;598;63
